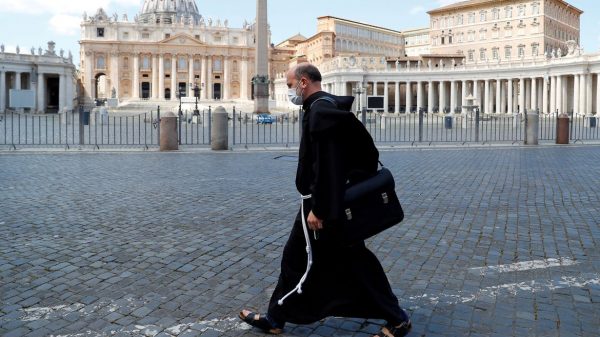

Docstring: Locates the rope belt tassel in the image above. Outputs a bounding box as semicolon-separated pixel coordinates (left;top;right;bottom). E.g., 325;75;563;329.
277;194;314;305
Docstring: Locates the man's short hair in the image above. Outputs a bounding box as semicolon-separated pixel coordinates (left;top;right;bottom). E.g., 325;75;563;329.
294;63;322;82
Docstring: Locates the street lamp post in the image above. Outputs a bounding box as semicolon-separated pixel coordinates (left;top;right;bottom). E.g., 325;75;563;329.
353;84;366;124
177;87;183;144
192;83;200;116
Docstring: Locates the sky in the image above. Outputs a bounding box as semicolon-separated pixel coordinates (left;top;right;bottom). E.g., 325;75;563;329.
0;0;598;68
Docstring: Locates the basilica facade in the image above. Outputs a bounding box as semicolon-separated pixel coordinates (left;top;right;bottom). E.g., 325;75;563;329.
79;0;290;105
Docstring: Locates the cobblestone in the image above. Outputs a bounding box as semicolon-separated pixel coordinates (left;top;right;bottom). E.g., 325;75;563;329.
1;147;600;336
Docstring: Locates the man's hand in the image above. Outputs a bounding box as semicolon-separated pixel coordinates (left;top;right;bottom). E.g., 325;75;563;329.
307;211;323;231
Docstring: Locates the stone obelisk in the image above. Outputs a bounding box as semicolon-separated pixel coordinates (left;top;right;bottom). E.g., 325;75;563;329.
253;0;269;114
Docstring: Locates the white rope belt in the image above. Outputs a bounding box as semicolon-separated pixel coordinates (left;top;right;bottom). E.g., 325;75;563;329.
277;194;314;305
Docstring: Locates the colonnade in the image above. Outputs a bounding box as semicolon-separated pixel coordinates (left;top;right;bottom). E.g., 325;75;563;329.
88;52;252;102
323;73;600;115
0;69;73;113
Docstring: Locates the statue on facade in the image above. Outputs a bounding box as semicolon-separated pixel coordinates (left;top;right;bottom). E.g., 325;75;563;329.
31;47;35;55
208;18;212;26
224;19;228;27
216;19;221;27
38;47;42;55
47;41;56;56
123;14;128;22
243;20;248;29
134;14;139;22
1;44;4;53
16;45;20;54
113;13;118;22
439;59;444;68
407;60;411;70
111;87;117;98
83;11;87;21
199;17;205;26
557;47;562;57
428;59;432;69
68;51;73;63
60;49;64;58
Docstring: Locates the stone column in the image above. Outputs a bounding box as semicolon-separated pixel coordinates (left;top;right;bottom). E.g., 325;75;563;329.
555;76;564;115
417;81;423;113
151;55;158;99
223;57;231;100
450;80;456;114
500;81;507;114
573;74;580;115
484;80;490;113
15;72;22;90
206;57;213;100
132;54;140;99
519;78;525;113
158;54;165;100
188;55;194;97
406;81;412;113
596;73;600;115
579;74;587;115
36;72;44;113
84;51;93;100
394;82;399;113
531;77;537;113
171;55;177;100
439;81;445;113
0;71;6;112
586;73;593;115
473;80;481;112
383;81;388;113
461;80;467;113
111;53;120;99
241;57;249;100
66;71;74;111
507;79;513;114
495;79;501;114
428;81;434;113
542;76;549;114
550;76;556;114
201;56;208;100
59;74;66;111
525;79;531;112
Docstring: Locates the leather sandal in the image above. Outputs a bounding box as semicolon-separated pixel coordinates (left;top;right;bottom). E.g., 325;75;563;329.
373;320;412;337
238;310;283;334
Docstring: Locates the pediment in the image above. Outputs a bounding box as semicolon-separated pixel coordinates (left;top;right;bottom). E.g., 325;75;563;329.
159;33;205;46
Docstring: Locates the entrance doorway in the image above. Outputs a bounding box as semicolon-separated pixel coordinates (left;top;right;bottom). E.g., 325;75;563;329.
95;73;108;98
213;83;221;100
165;88;171;100
47;77;59;113
141;82;150;99
178;83;187;97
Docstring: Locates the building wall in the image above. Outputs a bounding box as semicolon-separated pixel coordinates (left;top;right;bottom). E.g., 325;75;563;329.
428;0;582;62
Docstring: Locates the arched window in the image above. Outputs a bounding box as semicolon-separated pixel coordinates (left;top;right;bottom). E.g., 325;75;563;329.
96;55;105;69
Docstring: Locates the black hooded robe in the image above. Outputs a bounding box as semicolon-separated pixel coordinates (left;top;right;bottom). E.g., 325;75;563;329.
267;91;405;327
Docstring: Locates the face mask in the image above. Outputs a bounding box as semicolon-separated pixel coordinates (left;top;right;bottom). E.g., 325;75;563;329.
288;81;304;105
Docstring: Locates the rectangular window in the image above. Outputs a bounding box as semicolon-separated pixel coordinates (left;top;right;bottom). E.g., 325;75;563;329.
480;49;486;60
214;36;222;42
532;44;539;56
142;56;150;69
468;50;474;62
142;33;150;39
195;35;200;40
122;32;129;40
505;7;512;18
97;28;105;38
165;34;171;39
480;11;487;22
492;48;499;60
505;47;512;59
178;57;186;70
493;10;499;20
518;46;525;58
468;13;475;24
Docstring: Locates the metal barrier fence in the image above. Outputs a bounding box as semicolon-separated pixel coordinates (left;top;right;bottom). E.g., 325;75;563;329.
231;108;301;147
1;107;598;149
0;109;161;149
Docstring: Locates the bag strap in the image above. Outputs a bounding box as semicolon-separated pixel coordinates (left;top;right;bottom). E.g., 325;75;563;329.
309;96;338;110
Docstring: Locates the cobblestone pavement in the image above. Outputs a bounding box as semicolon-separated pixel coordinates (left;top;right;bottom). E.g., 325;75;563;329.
1;146;599;337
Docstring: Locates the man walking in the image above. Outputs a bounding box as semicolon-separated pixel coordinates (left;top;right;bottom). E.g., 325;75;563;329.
239;63;411;337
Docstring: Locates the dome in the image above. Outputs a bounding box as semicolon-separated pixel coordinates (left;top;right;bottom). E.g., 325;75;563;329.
140;0;201;24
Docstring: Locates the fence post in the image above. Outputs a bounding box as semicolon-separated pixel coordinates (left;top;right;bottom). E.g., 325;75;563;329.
78;106;84;146
160;111;179;151
525;110;539;145
232;106;236;145
157;106;161;146
361;107;367;125
211;106;228;150
475;108;480;143
418;109;424;143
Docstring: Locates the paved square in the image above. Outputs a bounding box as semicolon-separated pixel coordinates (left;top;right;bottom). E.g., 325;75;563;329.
1;146;599;336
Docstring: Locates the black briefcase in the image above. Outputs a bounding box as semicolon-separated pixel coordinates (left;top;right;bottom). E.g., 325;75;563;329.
321;167;404;246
